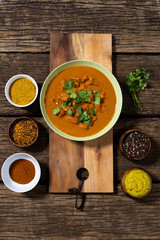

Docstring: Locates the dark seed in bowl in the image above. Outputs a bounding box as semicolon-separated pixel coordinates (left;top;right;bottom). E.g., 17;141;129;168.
122;131;150;160
10;118;38;147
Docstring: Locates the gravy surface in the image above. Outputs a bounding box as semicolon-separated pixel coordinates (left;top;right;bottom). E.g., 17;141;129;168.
45;66;116;137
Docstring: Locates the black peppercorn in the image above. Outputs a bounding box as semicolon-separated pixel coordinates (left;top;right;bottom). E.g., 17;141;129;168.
120;130;151;160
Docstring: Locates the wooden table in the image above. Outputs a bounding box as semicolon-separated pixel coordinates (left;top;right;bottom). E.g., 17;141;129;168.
0;1;160;239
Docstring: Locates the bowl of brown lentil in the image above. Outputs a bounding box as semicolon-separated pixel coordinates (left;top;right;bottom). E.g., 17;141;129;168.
119;129;151;160
9;117;39;148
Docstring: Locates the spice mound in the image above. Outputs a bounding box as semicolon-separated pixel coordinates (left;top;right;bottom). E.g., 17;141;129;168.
124;169;151;198
10;118;38;147
9;159;35;184
122;130;150;160
10;78;36;105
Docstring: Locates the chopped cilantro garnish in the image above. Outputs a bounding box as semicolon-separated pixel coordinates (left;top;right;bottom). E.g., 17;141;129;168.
78;110;91;125
67;108;73;116
78;115;84;122
62;101;68;108
68;102;72;107
83;111;91;121
85;98;91;103
73;102;80;108
91;108;97;116
77;106;83;114
87;90;92;95
79;90;87;99
70;93;77;99
63;80;75;90
53;107;60;115
66;89;72;96
93;91;100;104
84;120;90;125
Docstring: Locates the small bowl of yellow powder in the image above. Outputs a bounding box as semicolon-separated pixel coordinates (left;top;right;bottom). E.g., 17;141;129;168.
121;168;152;199
5;74;38;107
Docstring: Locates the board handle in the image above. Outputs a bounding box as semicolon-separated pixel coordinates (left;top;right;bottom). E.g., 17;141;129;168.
68;178;86;210
68;168;89;210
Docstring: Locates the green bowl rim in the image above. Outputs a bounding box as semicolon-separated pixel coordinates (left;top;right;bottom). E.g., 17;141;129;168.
40;60;123;141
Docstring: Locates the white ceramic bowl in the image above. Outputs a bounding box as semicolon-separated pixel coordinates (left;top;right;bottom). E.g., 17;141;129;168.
5;74;38;107
1;153;41;193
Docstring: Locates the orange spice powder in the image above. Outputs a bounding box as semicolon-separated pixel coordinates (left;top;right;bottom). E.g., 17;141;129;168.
9;159;35;184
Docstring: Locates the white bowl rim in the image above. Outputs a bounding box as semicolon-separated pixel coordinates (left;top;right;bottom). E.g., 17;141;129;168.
5;74;38;108
1;153;41;193
40;60;123;141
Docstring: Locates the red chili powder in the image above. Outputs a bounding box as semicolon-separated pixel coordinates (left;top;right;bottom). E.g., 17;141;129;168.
9;159;35;184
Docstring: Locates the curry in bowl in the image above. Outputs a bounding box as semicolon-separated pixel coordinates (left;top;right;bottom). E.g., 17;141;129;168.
45;66;116;137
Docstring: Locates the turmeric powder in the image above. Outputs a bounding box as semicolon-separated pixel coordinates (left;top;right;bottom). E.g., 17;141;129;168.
10;78;36;105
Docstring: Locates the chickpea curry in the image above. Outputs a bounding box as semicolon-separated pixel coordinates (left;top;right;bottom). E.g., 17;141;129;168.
45;66;116;137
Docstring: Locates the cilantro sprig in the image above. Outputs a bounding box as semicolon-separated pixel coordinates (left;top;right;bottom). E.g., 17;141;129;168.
53;107;60;115
68;108;73;116
78;108;91;125
125;68;149;110
93;91;100;105
63;80;75;90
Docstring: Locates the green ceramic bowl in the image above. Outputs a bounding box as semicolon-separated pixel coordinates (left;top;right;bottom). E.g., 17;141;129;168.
40;60;123;141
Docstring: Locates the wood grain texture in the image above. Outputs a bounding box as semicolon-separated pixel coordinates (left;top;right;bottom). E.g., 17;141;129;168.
49;131;84;192
0;0;160;53
0;0;159;238
0;184;160;239
0;53;159;116
84;131;113;192
0;117;159;183
50;33;113;193
81;34;113;192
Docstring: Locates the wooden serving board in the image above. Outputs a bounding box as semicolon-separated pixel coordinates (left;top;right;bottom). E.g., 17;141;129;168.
49;33;113;193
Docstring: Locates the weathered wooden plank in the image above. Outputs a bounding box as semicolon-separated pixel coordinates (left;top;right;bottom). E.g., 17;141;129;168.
0;0;160;53
0;183;160;239
0;53;160;116
49;33;114;193
0;117;159;182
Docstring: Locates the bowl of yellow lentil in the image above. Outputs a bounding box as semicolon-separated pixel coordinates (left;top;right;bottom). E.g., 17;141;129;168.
5;74;38;107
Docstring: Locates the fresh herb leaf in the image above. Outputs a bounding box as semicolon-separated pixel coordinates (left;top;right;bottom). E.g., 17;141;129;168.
75;97;82;103
53;107;60;115
125;68;149;110
70;93;77;99
79;90;87;99
78;110;91;124
66;89;72;96
78;115;84;122
75;89;79;95
87;90;92;95
93;91;100;105
82;111;91;121
63;80;75;90
77;106;83;114
93;91;100;98
67;108;73;116
94;97;100;104
91;108;97;116
62;101;68;108
85;97;91;103
84;120;90;125
73;102;79;108
144;73;149;80
68;102;72;107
